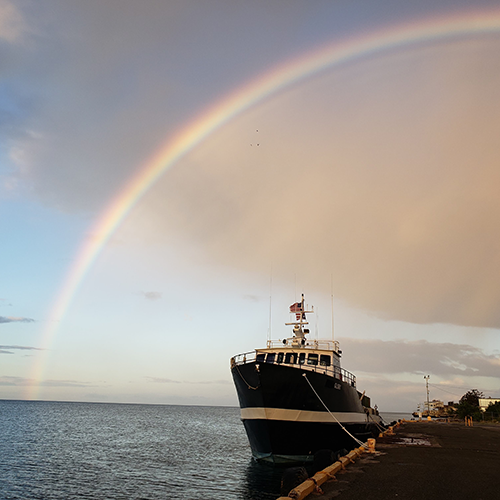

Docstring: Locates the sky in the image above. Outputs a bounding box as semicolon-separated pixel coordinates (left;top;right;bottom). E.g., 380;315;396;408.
1;0;500;412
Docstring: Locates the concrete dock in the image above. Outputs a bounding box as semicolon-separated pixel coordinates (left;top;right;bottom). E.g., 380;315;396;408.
280;420;500;500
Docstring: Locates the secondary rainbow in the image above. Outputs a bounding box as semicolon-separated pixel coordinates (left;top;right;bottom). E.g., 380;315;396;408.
27;9;500;398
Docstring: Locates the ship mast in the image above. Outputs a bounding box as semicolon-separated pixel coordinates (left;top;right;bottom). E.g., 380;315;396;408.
285;294;314;346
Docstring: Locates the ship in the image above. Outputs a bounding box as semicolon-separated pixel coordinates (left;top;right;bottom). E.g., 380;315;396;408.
412;400;451;419
230;294;383;464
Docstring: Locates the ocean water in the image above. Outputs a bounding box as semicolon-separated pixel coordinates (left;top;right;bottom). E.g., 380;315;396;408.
0;400;282;500
0;400;411;500
380;411;413;423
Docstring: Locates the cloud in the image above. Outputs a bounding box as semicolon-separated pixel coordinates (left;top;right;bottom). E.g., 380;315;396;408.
0;376;30;386
340;338;500;379
146;377;182;384
4;1;303;211
194;379;231;385
39;379;98;388
347;372;499;412
5;2;500;331
134;36;500;329
0;316;35;323
0;344;42;355
0;376;98;387
140;291;162;301
353;376;438;412
0;0;26;43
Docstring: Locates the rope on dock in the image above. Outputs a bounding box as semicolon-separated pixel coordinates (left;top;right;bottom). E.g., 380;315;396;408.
367;411;387;434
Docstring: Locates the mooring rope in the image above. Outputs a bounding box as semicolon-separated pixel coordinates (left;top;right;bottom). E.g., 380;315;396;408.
236;364;259;390
302;372;367;448
367;411;386;433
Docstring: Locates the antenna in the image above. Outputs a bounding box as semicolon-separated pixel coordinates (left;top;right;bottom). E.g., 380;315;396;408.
331;273;335;341
268;269;273;347
315;306;319;340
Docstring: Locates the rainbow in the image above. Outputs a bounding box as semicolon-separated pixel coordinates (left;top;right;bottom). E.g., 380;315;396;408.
27;8;500;398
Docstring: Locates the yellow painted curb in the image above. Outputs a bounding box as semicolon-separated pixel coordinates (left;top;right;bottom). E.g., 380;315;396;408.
277;445;368;500
277;422;405;500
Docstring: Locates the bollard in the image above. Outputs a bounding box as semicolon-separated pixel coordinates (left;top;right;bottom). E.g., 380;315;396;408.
367;438;376;452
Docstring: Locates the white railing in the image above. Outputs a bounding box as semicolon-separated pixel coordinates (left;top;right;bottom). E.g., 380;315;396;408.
231;350;356;387
266;338;340;352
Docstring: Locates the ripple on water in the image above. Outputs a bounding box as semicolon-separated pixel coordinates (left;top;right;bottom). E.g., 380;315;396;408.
0;401;282;500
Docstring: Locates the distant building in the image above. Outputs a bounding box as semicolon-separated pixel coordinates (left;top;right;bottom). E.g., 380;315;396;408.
428;399;444;410
478;398;500;412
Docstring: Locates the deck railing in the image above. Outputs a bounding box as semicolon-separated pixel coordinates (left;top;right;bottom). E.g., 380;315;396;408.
231;350;356;387
266;339;340;351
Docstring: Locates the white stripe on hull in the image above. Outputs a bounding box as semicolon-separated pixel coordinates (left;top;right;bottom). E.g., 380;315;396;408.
240;407;368;424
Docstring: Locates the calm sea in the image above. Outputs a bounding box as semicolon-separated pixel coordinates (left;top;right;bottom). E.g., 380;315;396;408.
0;400;282;500
0;400;411;500
380;411;413;423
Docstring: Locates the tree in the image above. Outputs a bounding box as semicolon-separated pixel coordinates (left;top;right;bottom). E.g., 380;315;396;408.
456;389;484;420
486;401;500;415
459;389;484;406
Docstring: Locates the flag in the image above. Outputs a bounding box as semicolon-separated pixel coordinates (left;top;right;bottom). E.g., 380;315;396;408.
290;302;305;320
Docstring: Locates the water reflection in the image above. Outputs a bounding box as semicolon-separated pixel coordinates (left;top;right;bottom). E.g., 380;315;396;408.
240;459;283;499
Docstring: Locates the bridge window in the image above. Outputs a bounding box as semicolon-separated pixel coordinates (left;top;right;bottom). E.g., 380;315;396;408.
266;353;275;363
276;352;284;364
307;354;318;366
256;353;265;363
285;353;297;364
298;353;306;365
320;355;331;366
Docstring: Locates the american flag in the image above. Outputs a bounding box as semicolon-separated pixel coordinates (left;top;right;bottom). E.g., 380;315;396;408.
289;302;305;320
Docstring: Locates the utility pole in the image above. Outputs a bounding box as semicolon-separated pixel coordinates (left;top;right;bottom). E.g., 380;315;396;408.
424;375;430;415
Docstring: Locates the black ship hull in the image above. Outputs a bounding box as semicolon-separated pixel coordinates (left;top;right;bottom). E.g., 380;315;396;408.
232;361;379;463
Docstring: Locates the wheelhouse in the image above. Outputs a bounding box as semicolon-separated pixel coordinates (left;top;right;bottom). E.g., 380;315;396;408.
230;293;357;387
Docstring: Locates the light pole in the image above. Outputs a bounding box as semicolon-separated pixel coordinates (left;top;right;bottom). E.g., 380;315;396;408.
424;375;430;416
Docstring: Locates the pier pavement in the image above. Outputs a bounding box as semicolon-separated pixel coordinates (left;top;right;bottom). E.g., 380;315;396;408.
284;421;500;500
